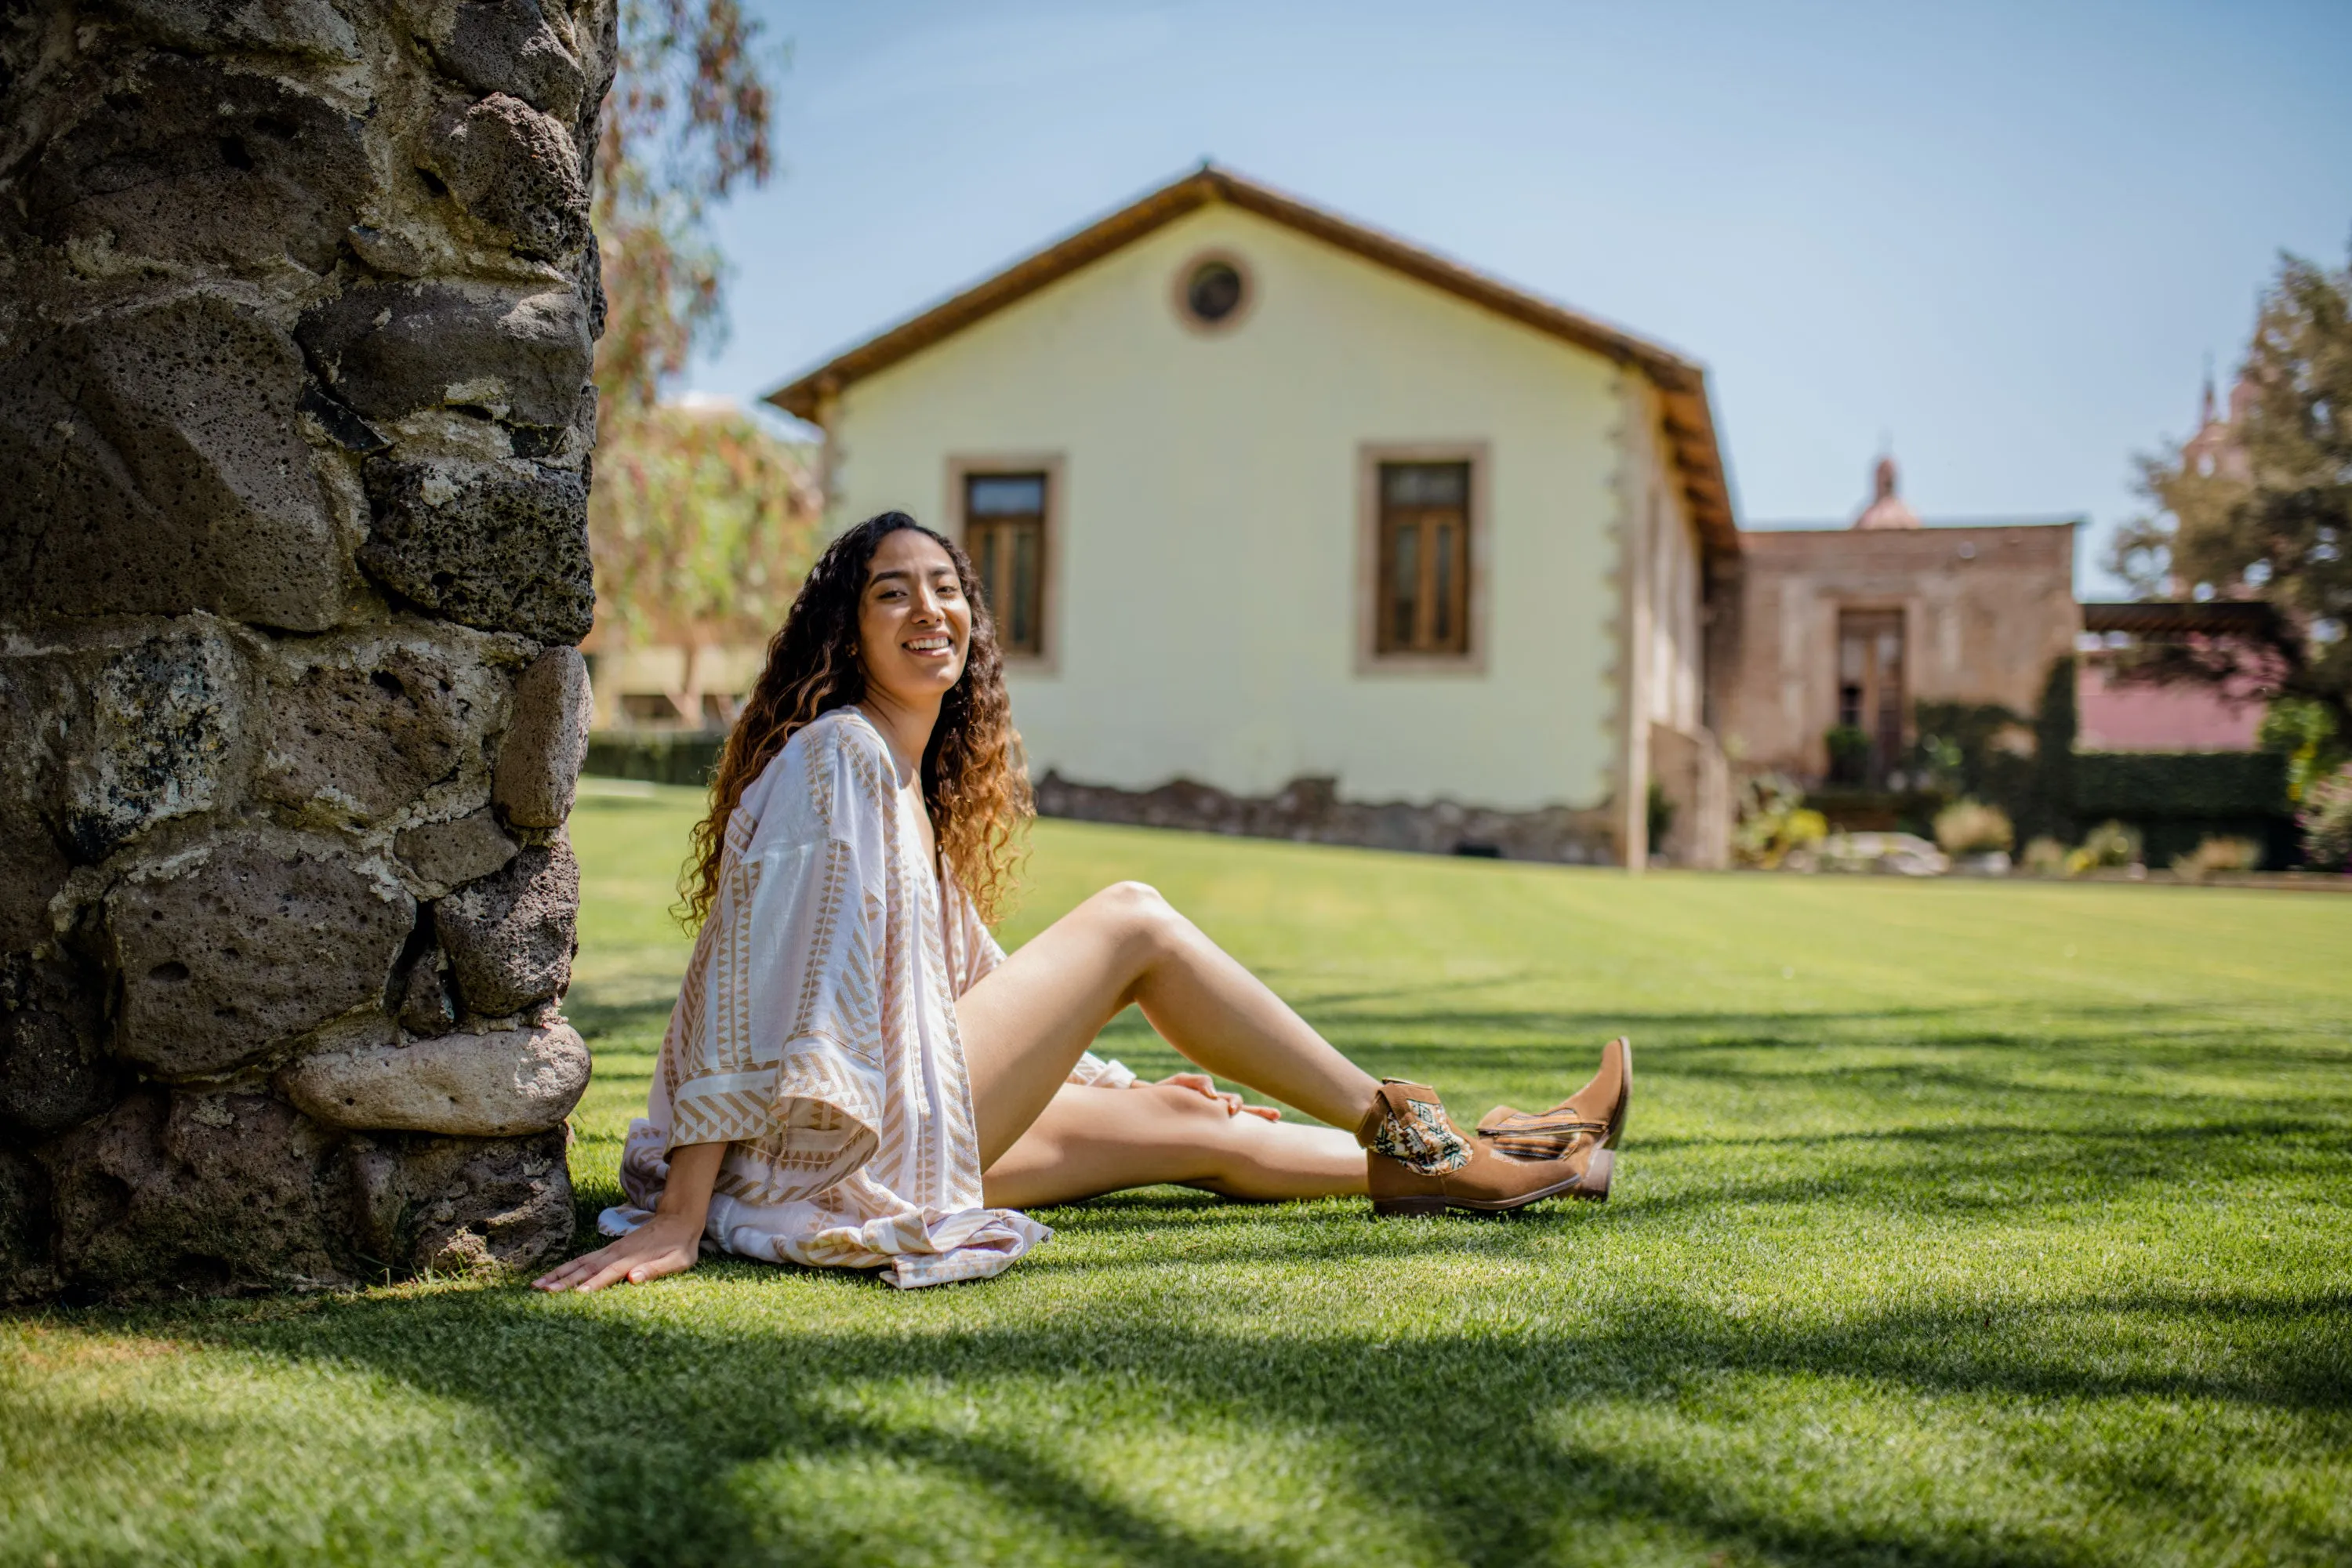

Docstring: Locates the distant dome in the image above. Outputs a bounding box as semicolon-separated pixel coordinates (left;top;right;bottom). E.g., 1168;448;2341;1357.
1853;455;1921;530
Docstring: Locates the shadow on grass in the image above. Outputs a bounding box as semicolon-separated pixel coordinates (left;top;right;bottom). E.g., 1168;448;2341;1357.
207;982;2339;1564
100;1271;2351;1568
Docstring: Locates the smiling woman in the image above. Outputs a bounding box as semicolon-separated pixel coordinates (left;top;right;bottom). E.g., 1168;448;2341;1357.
537;511;1628;1293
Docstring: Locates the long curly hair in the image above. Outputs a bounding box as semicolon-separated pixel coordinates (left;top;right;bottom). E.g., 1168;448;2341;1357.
679;511;1032;928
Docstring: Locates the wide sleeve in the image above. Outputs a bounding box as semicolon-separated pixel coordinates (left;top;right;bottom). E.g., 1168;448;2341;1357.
663;729;889;1178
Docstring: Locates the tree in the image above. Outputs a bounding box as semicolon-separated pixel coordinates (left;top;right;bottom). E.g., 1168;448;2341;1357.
2020;655;2078;847
584;0;813;719
593;0;775;427
591;401;818;721
2109;245;2352;740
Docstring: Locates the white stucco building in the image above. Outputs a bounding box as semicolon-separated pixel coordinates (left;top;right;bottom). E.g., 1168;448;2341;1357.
766;166;1737;867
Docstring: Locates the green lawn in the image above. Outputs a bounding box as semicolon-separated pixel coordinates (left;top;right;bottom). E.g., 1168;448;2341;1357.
5;779;2350;1566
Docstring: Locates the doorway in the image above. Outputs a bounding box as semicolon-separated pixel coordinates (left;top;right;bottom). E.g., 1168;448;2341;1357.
1835;609;1906;787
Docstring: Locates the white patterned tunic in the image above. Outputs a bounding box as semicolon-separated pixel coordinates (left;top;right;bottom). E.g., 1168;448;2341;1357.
598;707;1132;1287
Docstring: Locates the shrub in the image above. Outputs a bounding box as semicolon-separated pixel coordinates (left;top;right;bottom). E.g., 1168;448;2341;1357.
2301;768;2352;869
1824;725;1871;786
1646;780;1676;855
2172;836;2262;882
1910;700;2031;820
583;729;726;788
2259;698;2346;804
1733;774;1827;869
1933;799;2015;856
2020;655;2077;845
2066;819;2143;877
2020;837;2068;876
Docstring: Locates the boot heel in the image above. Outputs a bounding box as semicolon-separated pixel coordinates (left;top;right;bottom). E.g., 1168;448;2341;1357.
1570;1148;1613;1201
1372;1195;1450;1218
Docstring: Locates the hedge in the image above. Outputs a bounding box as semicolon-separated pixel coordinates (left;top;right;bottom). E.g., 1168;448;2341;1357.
2071;750;2293;869
583;730;725;789
2072;751;2288;818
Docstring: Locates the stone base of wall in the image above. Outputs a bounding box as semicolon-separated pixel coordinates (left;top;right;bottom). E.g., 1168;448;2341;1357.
1034;772;1621;865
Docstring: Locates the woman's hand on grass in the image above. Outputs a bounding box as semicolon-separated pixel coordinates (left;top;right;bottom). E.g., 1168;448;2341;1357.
533;1211;702;1293
533;1144;724;1294
1146;1070;1281;1121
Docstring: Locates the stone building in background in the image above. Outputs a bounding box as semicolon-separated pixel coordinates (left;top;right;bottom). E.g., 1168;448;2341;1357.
0;0;612;1301
1709;456;2082;787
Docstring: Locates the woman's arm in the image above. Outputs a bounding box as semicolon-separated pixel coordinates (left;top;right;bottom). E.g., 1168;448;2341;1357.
531;1141;727;1293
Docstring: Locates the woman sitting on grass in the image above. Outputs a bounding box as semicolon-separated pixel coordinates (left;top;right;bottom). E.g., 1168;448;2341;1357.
536;513;1629;1292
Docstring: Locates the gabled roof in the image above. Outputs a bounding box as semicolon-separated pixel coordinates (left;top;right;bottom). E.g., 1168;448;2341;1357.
764;164;1738;554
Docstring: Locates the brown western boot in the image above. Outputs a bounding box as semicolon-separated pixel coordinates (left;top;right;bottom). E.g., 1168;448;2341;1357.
1475;1036;1633;1152
1355;1080;1613;1216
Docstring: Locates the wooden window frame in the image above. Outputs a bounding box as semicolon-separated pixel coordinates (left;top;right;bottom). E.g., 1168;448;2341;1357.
1356;441;1490;675
946;453;1064;674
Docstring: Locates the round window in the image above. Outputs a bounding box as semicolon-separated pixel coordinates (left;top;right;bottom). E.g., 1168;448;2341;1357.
1184;259;1246;325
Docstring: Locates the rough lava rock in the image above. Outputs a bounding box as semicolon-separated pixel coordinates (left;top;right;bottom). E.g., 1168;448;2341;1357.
0;1145;58;1306
106;831;414;1078
279;1017;590;1135
100;0;364;60
42;1087;355;1296
0;662;71;950
423;93;589;260
0;827;69;954
397;946;459;1034
0;295;347;630
1;621;248;869
434;838;577;1015
343;1125;572;1278
62;622;248;862
423;0;588;122
296;281;593;433
358;457;594;642
0;953;118;1138
493;647;592;827
394;808;519;898
24;53;371;272
258;630;508;826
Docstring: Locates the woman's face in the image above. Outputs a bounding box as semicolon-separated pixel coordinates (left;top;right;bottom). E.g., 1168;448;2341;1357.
857;528;971;710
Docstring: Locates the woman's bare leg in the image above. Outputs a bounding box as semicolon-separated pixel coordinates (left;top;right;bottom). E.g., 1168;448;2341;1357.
982;1082;1367;1207
957;881;1381;1167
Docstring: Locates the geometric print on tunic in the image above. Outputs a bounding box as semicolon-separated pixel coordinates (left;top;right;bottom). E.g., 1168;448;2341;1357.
600;707;1134;1288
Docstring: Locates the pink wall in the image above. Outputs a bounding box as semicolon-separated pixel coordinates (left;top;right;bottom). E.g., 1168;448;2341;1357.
2077;657;2263;751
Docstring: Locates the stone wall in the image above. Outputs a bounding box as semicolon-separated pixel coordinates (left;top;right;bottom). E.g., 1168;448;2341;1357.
1034;772;1619;864
0;0;612;1301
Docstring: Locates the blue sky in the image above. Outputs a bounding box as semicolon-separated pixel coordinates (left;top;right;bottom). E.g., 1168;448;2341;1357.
689;1;2352;594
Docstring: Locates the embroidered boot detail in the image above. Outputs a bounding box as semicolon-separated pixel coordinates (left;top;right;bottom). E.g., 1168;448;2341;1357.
1365;1083;1470;1174
1477;1109;1607;1161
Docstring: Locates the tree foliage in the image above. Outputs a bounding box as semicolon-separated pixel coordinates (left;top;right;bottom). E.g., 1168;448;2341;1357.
590;402;819;717
2109;246;2352;738
585;0;808;714
593;0;775;426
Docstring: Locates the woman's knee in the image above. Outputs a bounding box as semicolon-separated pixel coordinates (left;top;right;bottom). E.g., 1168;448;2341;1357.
1081;880;1188;961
